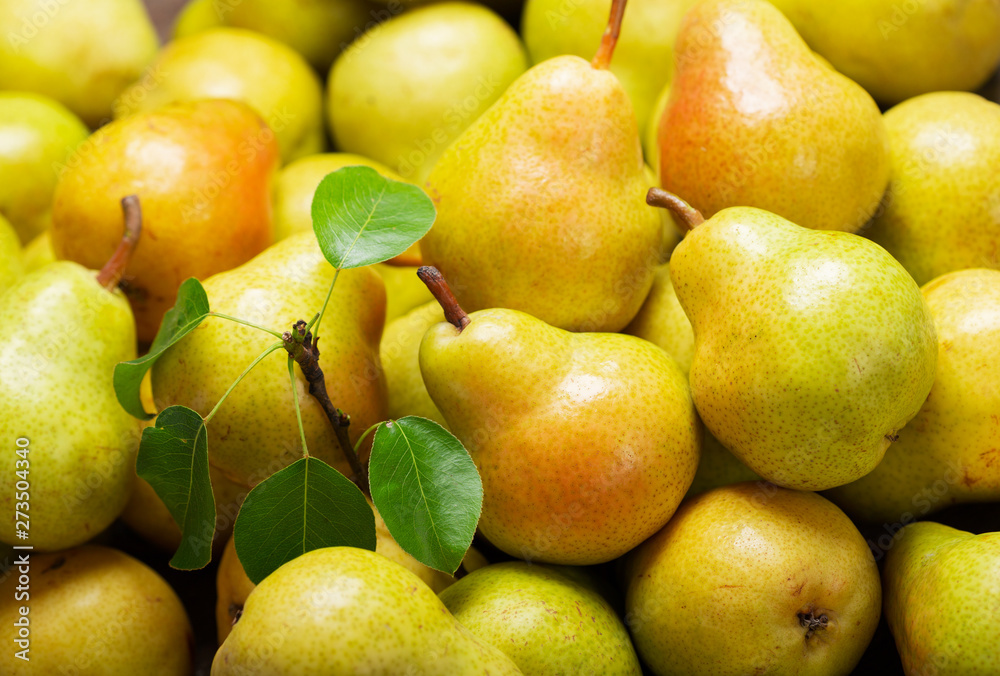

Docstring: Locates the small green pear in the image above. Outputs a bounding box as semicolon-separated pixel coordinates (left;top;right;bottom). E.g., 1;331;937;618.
883;522;1000;675
20;231;56;273
624;483;881;676
381;301;447;426
0;214;23;295
440;561;641;674
212;547;522;675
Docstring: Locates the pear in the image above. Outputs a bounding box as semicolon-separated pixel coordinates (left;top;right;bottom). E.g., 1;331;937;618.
624;483;881;676
0;92;88;243
625;262;694;376
173;0;224;37
864;92;1000;285
419;271;700;564
826;269;1000;523
768;0;1000;105
115;27;324;162
20;231;55;273
658;193;937;491
329;2;528;183
685;432;760;498
657;0;889;234
382;301;448;426
644;82;670;173
883;522;1000;675
0;545;193;675
51;99;278;343
440;561;640;674
213;547;522;675
153;232;388;488
0;214;23;296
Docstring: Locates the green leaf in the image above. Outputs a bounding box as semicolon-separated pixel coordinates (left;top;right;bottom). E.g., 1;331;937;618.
114;278;210;419
234;457;376;584
137;405;216;570
369;417;482;574
311;165;436;269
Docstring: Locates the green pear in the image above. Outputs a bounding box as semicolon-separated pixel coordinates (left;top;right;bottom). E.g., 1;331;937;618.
329;2;528;183
173;0;224;37
0;545;193;675
153;232;388;487
826;269;1000;523
115;27;324;162
382;301;447;426
864;92;1000;285
644;82;670;173
376;263;434;323
685;432;760;497
0;0;158;127
521;0;698;136
624;483;881;676
419;282;700;564
663;196;937;491
768;0;1000;105
0;92;88;243
21;231;56;273
625;262;694;376
657;0;889;233
440;561;641;674
883;522;1000;675
213;547;522;675
0;213;23;295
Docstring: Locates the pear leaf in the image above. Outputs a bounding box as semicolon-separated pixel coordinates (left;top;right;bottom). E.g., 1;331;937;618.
311;165;436;269
137;405;216;570
114;278;210;420
369;417;482;574
234;457;376;584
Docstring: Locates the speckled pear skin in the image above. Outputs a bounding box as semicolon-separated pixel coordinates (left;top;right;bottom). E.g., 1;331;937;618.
624;483;881;676
421;55;663;333
672;206;937;491
883;522;1000;675
212;547;523;676
152;232;388;487
440;561;641;675
864;93;1000;286
419;308;701;565
382;301;448;427
658;0;889;233
0;262;140;550
825;269;1000;523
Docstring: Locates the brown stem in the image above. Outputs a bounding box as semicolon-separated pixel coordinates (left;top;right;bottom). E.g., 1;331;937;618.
646;187;705;231
96;195;142;290
591;0;628;70
417;266;470;331
282;320;369;493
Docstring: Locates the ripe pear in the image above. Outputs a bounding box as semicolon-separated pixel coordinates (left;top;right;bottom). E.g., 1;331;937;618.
624;483;881;676
826;269;1000;523
883;522;1000;675
0;92;88;243
153;232;388;487
0;545;193;675
864;92;1000;285
51;99;278;342
663;196;937;490
382;301;448;426
115;27;324;162
419;279;700;564
768;0;1000;105
657;0;889;233
329;2;528;183
173;0;224;37
441;561;641;674
213;547;521;675
0;214;22;295
625;262;694;376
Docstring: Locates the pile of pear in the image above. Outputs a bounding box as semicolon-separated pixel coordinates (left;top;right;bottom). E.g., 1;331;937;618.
1;0;1000;674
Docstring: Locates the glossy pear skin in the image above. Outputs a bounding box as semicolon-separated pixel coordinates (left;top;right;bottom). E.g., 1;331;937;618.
422;56;663;333
153;233;388;487
658;0;889;233
624;484;881;676
883;522;1000;675
382;301;448;426
826;269;1000;523
212;547;522;675
865;92;1000;286
673;207;937;491
420;308;700;564
0;263;140;550
0;546;193;676
441;562;641;674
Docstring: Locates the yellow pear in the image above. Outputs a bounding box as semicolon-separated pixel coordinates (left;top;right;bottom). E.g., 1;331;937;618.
382;301;447;426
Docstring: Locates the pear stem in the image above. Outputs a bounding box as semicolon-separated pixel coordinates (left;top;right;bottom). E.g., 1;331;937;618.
96;194;142;291
646;188;705;231
282;319;369;493
417;266;470;332
591;0;628;70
